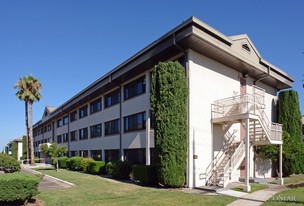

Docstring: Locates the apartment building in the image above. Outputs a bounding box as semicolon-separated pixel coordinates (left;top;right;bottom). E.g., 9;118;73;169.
33;16;293;190
7;138;23;161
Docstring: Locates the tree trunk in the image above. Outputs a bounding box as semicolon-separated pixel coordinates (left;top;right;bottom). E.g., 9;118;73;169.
29;101;35;166
25;101;30;163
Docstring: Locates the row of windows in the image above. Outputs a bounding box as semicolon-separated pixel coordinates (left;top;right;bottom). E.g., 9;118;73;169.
34;138;52;147
35;111;147;144
69;148;153;165
54;112;146;142
36;76;146;132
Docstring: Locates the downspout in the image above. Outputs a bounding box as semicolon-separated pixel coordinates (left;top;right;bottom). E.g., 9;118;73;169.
253;65;270;178
110;74;123;161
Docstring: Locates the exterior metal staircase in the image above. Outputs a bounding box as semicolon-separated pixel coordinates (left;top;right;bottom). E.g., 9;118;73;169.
203;85;282;188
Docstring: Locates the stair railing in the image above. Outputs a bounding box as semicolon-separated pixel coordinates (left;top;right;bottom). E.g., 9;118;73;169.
204;130;237;184
222;140;245;187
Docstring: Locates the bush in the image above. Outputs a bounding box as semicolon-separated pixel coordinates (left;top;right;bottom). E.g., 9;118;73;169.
34;157;40;163
58;156;69;169
0;154;21;173
80;158;94;173
88;161;105;174
107;161;132;179
106;162;114;175
132;165;157;185
68;157;83;171
12;141;18;160
0;172;40;203
151;61;188;187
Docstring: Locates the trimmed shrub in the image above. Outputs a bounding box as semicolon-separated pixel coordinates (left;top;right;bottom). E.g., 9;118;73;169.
34;157;40;163
132;165;157;185
81;157;94;173
58;156;69;169
110;161;132;179
88;161;106;174
68;157;83;171
12;141;18;160
106;162;114;175
0;172;40;203
151;61;188;187
0;154;21;173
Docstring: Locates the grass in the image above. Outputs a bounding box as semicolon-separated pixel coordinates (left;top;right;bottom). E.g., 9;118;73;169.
262;174;304;206
35;169;236;206
231;183;268;193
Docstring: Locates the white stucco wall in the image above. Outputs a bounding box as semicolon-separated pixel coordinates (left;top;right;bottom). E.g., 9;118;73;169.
17;142;23;161
187;49;278;187
187;49;242;187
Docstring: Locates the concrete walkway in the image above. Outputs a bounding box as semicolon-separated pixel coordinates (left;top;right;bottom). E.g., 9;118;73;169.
226;185;287;206
21;166;74;191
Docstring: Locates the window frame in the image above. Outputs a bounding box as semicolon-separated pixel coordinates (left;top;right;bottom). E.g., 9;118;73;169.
70;130;78;142
90;98;102;114
124;76;146;100
104;89;120;108
79;105;88;119
105;118;120;136
90;124;102;138
79;127;88;140
70;110;77;122
124;112;146;132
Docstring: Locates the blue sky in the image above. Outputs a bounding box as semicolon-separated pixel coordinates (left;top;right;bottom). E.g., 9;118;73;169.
0;1;303;150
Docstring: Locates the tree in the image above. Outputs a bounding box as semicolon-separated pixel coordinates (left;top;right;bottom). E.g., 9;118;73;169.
15;75;42;165
151;61;188;187
11;141;18;160
256;89;304;176
40;143;67;171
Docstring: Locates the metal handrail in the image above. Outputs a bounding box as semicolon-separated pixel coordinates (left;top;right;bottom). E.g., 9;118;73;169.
204;130;236;184
222;140;245;186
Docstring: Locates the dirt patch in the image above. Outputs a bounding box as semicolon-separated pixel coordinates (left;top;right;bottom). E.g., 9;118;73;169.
286;182;304;188
25;198;45;206
0;198;44;206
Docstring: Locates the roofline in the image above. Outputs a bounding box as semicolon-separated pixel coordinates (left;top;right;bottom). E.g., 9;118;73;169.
46;16;234;117
36;16;294;125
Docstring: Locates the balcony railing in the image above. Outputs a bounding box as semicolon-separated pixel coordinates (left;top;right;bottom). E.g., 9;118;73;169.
211;87;282;143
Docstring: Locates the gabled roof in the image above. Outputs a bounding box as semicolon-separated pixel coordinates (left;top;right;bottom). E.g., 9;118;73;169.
42;106;57;120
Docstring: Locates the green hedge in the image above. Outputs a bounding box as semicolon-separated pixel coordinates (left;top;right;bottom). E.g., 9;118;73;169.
58;156;69;169
132;165;157;185
106;161;132;179
88;161;105;174
12;141;18;160
68;157;83;171
151;61;188;187
80;157;94;173
0;173;40;203
0;154;20;173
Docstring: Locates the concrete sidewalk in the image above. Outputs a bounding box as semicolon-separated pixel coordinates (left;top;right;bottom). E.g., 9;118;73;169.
21;166;74;191
226;185;287;206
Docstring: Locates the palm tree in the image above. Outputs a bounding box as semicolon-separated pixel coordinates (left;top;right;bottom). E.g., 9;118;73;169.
15;75;42;165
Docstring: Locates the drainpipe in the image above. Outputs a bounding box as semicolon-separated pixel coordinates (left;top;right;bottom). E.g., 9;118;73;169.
253;66;270;178
110;74;123;161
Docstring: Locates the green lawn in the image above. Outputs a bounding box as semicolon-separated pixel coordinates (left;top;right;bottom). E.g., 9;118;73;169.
35;169;236;206
263;175;304;206
231;183;268;193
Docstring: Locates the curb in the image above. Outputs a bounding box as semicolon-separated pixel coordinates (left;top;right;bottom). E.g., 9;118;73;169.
22;167;75;187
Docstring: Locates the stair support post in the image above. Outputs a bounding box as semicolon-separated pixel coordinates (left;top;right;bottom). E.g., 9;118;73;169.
244;118;251;192
278;144;284;185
